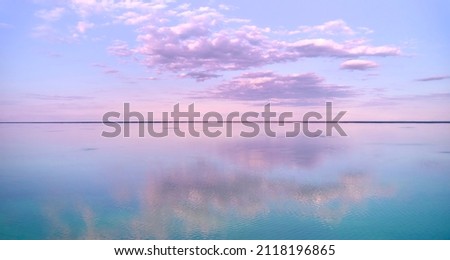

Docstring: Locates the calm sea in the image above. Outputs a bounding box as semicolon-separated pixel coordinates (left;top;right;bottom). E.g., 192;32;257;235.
0;123;449;239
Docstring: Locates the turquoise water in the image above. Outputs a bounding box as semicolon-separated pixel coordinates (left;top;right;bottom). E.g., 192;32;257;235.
0;123;449;239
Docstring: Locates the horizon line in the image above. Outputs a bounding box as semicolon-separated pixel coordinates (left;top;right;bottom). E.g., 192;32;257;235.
1;120;450;124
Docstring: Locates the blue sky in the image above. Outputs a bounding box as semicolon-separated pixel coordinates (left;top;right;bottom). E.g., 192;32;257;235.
1;0;449;121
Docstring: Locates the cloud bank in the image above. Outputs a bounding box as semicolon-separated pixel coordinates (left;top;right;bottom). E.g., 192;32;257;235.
31;1;401;81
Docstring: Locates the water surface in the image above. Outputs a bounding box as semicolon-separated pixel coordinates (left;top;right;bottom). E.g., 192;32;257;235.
0;123;449;239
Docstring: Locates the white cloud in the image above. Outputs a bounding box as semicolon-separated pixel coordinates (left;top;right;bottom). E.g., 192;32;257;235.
199;71;356;103
340;59;379;70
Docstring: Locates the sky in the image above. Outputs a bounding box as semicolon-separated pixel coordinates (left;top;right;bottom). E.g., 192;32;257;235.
1;0;449;121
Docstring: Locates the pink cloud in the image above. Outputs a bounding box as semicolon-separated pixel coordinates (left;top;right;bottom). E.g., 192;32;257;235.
288;39;399;57
114;24;399;79
198;71;356;104
340;59;379;70
34;2;401;81
105;7;400;80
